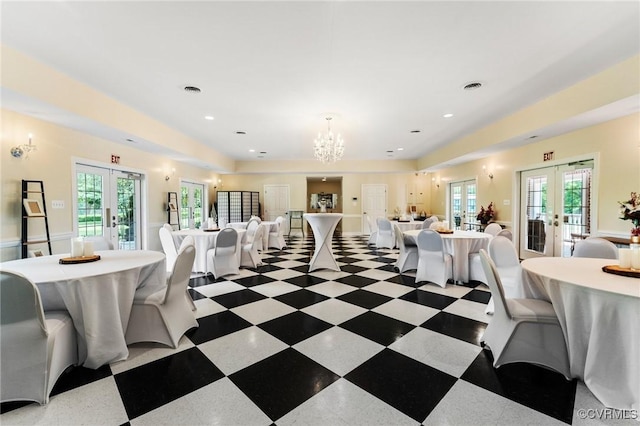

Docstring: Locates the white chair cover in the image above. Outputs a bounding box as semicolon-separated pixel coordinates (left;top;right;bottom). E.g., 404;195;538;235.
394;225;418;272
415;230;453;288
126;243;198;348
478;250;571;379
267;216;286;249
242;225;264;268
495;229;513;240
484;223;502;237
245;218;261;244
573;237;618;259
375;218;394;249
484;236;526;314
366;215;378;245
206;228;240;278
421;217;435;229
428;221;441;230
83;236;114;250
159;226;178;273
1;271;78;404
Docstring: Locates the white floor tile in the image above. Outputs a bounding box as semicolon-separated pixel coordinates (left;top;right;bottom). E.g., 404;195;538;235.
231;298;296;324
301;298;367;325
261;268;306;281
249;280;300;297
194;281;246;297
372;298;440;325
306;281;358;297
362;281;414;298
193;298;226;319
443;298;491;323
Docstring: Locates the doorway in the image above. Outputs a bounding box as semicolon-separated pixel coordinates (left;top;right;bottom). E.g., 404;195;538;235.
519;162;593;259
75;164;143;250
362;184;387;234
449;179;477;229
180;181;207;229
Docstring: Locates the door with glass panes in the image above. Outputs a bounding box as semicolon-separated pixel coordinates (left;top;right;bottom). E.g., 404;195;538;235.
450;180;477;229
180;181;206;229
519;162;593;259
75;164;142;250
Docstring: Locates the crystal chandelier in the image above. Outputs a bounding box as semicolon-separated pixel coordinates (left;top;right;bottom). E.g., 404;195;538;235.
313;117;344;164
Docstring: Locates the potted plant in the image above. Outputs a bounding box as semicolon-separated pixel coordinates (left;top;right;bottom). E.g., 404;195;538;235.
476;202;496;225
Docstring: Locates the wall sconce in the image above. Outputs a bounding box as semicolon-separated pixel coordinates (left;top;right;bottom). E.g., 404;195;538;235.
432;177;440;188
214;178;222;189
10;133;37;159
482;165;494;179
164;167;176;181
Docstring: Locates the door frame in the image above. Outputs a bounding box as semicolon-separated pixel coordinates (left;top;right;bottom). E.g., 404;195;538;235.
263;184;291;222
361;184;388;234
72;157;149;249
179;178;209;229
514;152;599;257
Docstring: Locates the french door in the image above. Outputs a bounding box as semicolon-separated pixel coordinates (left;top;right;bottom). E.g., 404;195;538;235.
180;181;206;229
75;164;142;250
519;162;593;259
362;184;387;234
449;179;477;229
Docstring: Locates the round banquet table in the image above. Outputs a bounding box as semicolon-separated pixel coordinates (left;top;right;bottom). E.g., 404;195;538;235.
0;250;166;369
403;229;491;282
521;257;640;411
172;228;245;272
303;213;343;272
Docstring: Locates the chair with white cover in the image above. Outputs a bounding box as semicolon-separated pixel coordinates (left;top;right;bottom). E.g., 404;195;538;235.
421;217;435;229
394;225;418;273
484;236;525;314
206;228;240;278
126;243;198;348
245;217;261;244
484;223;503;237
242;225;264;268
495;229;513;240
375;218;394;249
415;230;453;288
429;221;441;230
83;236;114;250
572;237;618;259
267;216;286;250
478;250;571;379
177;235;196;310
366;215;378;245
159;226;178;274
1;271;78;404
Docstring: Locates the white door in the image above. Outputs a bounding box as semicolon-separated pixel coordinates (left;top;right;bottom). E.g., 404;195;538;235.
519;163;593;259
362;184;387;234
264;184;290;231
449;179;477;229
75;164;142;250
180;181;206;229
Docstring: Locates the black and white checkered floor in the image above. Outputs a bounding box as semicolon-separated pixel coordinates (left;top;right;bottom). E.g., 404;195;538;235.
1;235;612;425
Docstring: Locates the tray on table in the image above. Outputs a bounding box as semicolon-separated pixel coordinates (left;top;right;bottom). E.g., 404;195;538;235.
59;255;101;264
602;265;640;278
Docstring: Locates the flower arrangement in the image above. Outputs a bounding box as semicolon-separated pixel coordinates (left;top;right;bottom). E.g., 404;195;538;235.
619;192;640;236
476;202;496;224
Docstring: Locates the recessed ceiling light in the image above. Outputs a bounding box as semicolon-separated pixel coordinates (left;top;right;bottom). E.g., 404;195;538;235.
204;115;214;120
183;86;201;93
249;149;255;153
410;130;421;133
397;148;404;151
443;113;454;118
236;131;246;135
463;81;483;90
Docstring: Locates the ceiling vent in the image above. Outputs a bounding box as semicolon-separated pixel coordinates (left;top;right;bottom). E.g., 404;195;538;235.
463;82;483;91
183;86;201;93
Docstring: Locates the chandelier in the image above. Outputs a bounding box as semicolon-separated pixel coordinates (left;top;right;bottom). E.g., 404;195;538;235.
313;117;344;164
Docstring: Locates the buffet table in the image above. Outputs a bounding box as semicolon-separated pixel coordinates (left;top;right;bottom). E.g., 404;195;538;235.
0;250;166;368
521;257;640;411
303;213;343;272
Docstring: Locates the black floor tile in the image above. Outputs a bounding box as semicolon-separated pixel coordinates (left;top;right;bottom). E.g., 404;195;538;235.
283;274;327;288
274;289;329;309
421;311;487;346
186;310;252;345
258;311;333;345
345;348;457;422
339;264;368;274
232;274;277;287
50;364;112;396
339;311;415;346
254;264;284;273
336;289;392;309
335;275;378;288
462;288;491;304
334;256;362;264
188;287;209;301
461;350;577;424
230;348;339;421
400;289;457;310
115;347;224;420
212;288;267;308
385;274;419;287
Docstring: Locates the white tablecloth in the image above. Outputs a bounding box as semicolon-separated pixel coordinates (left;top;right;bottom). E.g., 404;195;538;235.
227;221;277;251
0;250;166;369
521;257;640;411
304;213;343;272
404;230;491;282
172;229;245;272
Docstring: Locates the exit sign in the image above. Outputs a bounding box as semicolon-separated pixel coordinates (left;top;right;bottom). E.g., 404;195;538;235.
543;151;554;161
111;154;120;164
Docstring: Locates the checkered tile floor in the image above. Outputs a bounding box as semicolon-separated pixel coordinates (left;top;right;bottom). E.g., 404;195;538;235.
2;235;608;425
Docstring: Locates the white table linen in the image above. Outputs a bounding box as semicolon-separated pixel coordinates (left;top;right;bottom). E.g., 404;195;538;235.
304;213;343;272
521;257;640;411
227;221;277;251
0;250;166;369
404;230;491;282
172;229;245;272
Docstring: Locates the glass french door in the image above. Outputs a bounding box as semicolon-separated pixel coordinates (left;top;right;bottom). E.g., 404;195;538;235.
180;181;206;229
519;162;593;259
450;179;477;229
75;164;142;250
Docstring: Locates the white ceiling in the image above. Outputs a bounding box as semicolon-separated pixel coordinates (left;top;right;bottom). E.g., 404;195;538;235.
2;1;639;168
